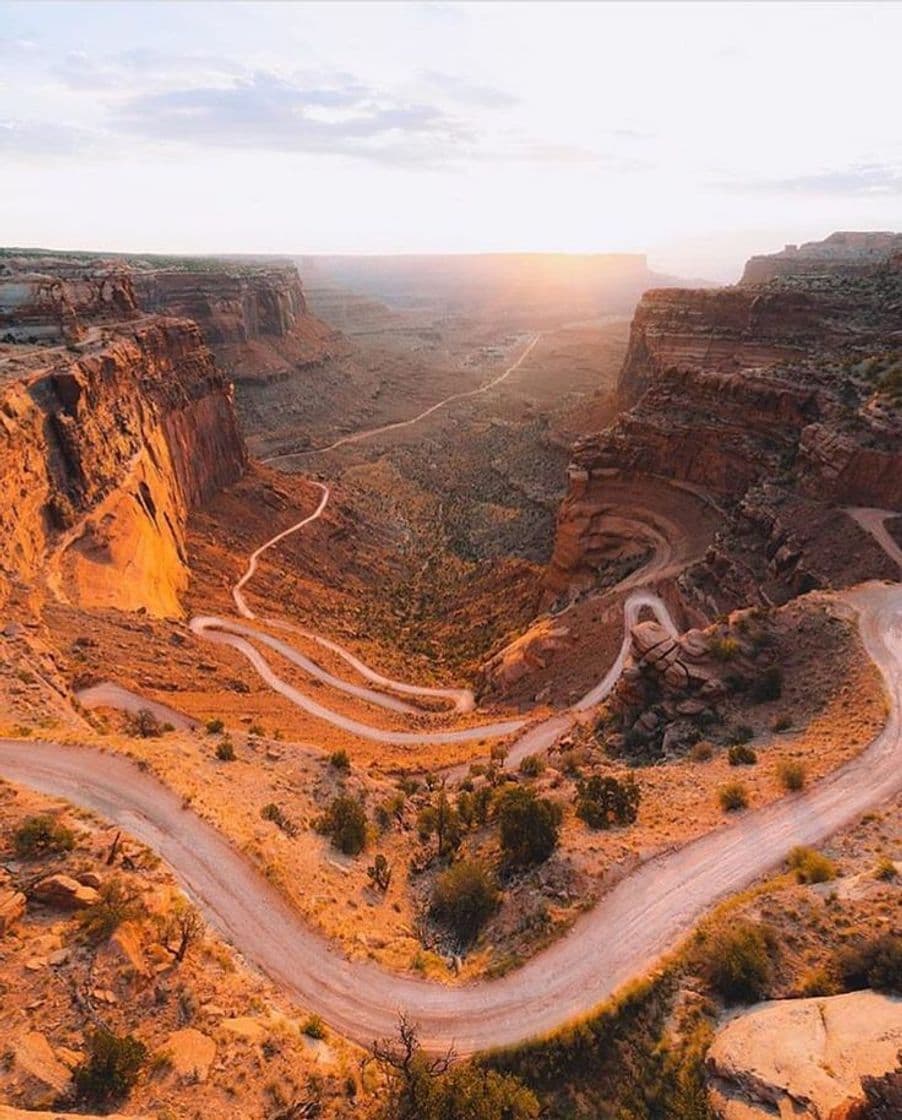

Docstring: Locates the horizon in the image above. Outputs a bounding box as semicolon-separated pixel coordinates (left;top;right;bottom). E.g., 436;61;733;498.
2;1;901;281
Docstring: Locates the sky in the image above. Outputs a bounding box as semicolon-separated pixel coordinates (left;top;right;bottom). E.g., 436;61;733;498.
1;0;900;280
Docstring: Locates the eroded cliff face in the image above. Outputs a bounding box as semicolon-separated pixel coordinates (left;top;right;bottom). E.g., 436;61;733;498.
741;230;902;285
548;238;902;613
132;264;339;381
0;318;246;617
0;261;138;343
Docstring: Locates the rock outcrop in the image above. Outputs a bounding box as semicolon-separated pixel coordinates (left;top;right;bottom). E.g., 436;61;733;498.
132;262;339;381
706;991;902;1120
0;315;246;616
548;234;902;613
741;231;902;285
0;259;138;343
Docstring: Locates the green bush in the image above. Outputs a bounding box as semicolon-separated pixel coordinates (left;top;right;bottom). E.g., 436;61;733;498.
215;737;235;762
727;744;757;766
787;845;836;884
78;878;142;943
317;795;367;855
718;782;749;812
205;717;225;734
778;760;806;791
496;787;562;868
261;802;298;838
73;1028;147;1107
431;860;499;944
574;774;641;830
519;753;545;778
329;749;351;773
125;708;163;738
701;920;774;1003
302;1014;327;1039
417;791;462;857
835;933;902;994
13;814;75;858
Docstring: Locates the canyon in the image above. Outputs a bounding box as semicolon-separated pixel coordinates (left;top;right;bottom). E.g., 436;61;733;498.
0;234;899;1120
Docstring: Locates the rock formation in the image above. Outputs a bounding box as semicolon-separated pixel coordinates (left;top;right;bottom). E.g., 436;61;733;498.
132;262;339;381
706;990;902;1120
548;234;902;615
741;231;902;285
0;258;138;343
0;304;246;616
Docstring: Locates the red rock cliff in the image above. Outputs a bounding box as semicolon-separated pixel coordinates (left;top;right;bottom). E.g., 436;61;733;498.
0;317;246;616
132;263;339;381
547;241;902;607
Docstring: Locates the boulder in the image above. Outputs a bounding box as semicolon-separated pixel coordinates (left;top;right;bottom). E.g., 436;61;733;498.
0;888;26;934
164;1028;216;1082
31;874;99;910
707;990;902;1120
11;1032;72;1106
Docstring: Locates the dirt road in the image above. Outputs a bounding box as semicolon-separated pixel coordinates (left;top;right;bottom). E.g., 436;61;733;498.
2;580;898;1053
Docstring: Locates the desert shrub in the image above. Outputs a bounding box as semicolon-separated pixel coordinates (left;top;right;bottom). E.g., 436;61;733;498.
718;782;749;812
750;665;783;703
834;933;902;994
519;753;545;778
215;737;235;761
329;749;351;773
689;740;714;762
126;708;163;738
13;814;75;858
373;1015;538;1120
205;718;224;734
73;1028;147;1107
261;802;298;838
771;714;793;732
727;744;757;766
317;795;367;855
711;636;740;662
417;791;462;857
431;860;499;944
303;1014;327;1039
778;760;806;790
787;845;836;883
700;920;774;1003
874;855;898;880
574;774;641;830
376;792;406;831
367;853;392;891
79;878;142;942
726;724;754;746
496;787;562;868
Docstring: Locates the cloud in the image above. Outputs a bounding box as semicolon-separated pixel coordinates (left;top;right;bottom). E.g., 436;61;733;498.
721;163;902;197
112;71;471;165
0;118;97;157
53;47;246;91
420;69;518;108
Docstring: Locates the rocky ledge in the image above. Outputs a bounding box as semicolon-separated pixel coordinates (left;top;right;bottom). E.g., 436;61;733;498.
706;990;902;1120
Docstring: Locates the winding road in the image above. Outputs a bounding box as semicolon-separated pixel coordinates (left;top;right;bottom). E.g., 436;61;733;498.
261;332;541;462
3;579;900;1053
9;323;902;1055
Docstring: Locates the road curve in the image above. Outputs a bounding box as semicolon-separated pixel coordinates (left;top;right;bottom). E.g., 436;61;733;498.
2;581;899;1053
261;333;541;463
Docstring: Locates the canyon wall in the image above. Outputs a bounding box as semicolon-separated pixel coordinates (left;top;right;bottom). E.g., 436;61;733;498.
548;235;902;611
0;261;138;343
132;263;339;382
0;318;246;617
741;230;902;285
